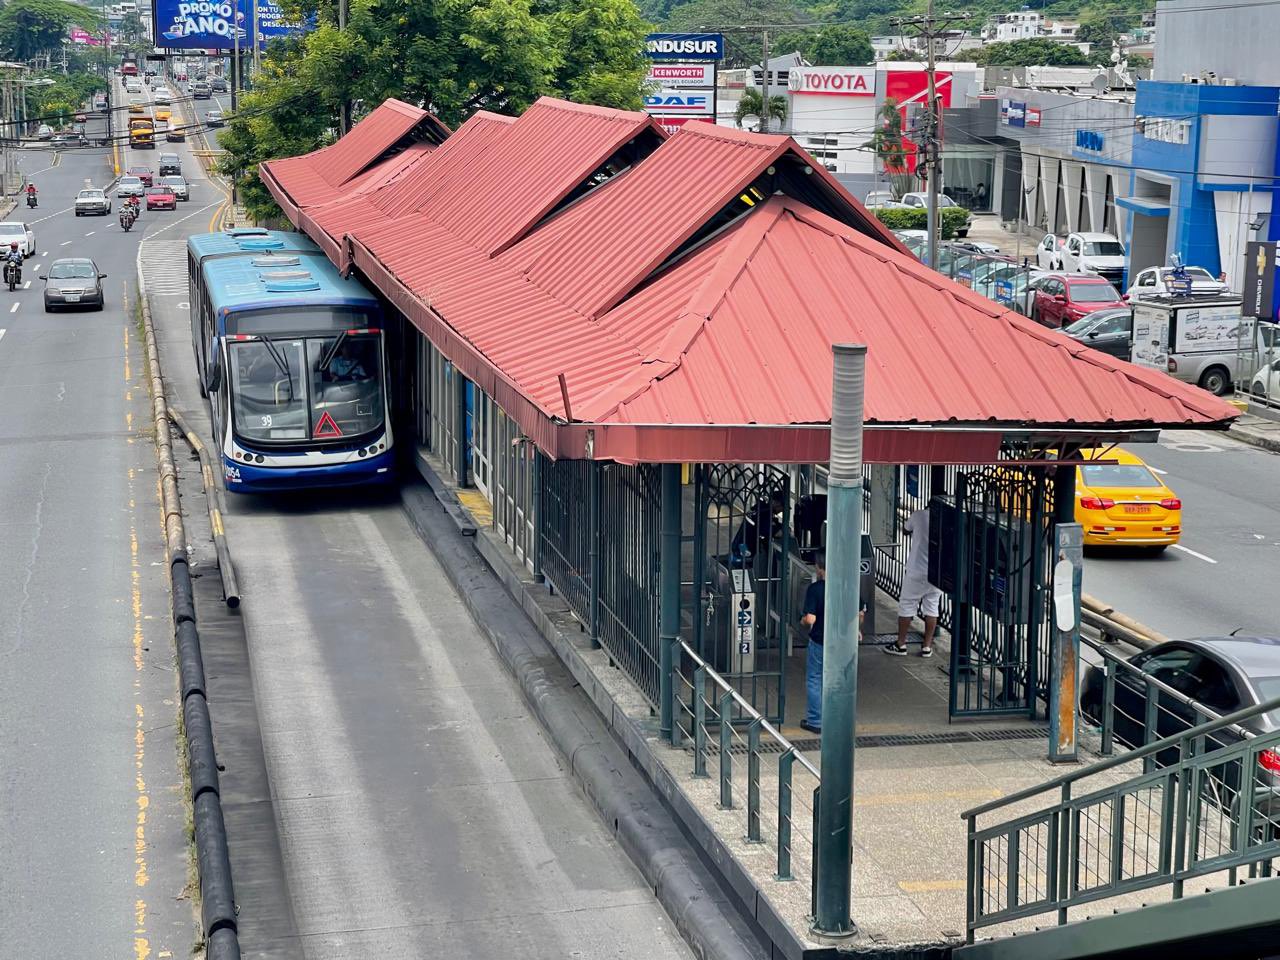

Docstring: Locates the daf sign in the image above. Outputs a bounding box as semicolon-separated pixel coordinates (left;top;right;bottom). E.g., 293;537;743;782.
643;89;714;115
645;33;725;60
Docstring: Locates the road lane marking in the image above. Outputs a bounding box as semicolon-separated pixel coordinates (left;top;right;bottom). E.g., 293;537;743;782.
1149;466;1168;475
22;281;29;289
60;240;72;246
9;302;17;313
1171;543;1218;564
0;328;5;343
86;230;95;236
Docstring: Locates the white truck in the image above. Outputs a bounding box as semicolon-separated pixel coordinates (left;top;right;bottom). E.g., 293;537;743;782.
1130;296;1275;395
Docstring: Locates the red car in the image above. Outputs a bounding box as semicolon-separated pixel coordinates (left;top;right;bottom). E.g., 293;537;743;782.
127;166;153;187
1029;274;1127;329
144;185;176;210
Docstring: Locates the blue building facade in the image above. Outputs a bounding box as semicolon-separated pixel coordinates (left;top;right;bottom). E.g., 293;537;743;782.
1123;81;1280;286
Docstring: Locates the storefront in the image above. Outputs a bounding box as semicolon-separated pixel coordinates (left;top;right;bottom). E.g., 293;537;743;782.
1123;81;1280;289
995;86;1134;239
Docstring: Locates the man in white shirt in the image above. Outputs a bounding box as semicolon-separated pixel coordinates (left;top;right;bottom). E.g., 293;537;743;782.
884;508;941;658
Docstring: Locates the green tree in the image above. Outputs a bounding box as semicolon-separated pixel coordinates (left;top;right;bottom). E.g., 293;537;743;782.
663;0;810;66
0;0;103;61
1126;51;1151;69
222;0;652;220
733;88;787;129
882;47;922;61
970;38;1090;66
773;23;873;65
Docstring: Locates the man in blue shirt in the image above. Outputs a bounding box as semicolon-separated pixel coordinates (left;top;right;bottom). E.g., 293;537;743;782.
800;553;826;733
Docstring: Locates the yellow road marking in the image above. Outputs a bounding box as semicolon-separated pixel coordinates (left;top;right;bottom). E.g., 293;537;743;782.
898;879;969;893
124;323;131;383
206;199;227;233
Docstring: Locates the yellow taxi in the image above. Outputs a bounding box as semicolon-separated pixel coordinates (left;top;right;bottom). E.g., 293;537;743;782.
1075;448;1181;551
128;100;145;115
154;107;172;123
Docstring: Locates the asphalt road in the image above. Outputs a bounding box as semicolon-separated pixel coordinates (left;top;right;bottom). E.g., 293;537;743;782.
132;71;698;959
1082;428;1280;641
0;108;192;954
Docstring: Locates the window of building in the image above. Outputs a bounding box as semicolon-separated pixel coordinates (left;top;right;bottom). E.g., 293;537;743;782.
943;154;996;211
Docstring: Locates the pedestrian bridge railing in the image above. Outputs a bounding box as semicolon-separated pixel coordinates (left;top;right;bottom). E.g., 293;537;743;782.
670;639;823;916
962;694;1280;944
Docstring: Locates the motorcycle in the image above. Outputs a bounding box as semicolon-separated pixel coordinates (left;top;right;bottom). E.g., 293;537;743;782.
25;192;36;209
120;208;135;232
5;260;20;291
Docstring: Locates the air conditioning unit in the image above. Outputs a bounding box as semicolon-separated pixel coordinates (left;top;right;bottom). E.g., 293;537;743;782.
1221;77;1238;86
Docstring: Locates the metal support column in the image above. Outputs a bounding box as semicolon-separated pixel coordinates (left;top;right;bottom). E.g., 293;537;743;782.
588;461;601;649
453;373;468;488
1048;459;1082;763
531;452;544;583
813;343;867;939
659;463;681;742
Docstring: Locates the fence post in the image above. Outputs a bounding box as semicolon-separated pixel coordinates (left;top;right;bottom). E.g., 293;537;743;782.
453;371;468;488
746;719;762;843
693;665;708;778
777;750;794;880
1143;679;1159;774
659;463;681;742
1048;517;1082;763
719;692;733;809
588;461;601;650
1101;658;1116;755
531;451;544;583
670;639;685;748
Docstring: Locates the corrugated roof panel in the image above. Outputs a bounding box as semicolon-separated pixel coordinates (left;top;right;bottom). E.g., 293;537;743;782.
320;98;430;187
504;123;789;320
426;98;660;255
593;198;1237;429
371;111;517;218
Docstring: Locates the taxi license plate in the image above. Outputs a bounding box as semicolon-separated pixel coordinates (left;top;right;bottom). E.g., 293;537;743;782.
1123;504;1151;514
65;294;81;302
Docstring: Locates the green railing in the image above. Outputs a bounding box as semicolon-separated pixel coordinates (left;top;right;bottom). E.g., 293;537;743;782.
670;638;823;914
963;695;1280;943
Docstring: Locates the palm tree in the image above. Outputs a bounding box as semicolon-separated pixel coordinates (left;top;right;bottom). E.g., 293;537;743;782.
734;89;787;130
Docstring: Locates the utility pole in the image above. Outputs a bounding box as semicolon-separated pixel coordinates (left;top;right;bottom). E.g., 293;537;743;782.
759;29;770;134
891;7;968;271
338;0;350;134
251;0;261;76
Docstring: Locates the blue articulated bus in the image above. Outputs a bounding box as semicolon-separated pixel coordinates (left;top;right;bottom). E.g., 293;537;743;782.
187;229;394;492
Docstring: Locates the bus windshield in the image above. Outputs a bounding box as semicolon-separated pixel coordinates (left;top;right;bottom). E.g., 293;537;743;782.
229;333;382;443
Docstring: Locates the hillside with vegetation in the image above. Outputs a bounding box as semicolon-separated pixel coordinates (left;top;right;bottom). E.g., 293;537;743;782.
650;0;1149;67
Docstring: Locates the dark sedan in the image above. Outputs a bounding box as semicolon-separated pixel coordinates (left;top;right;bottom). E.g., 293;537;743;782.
41;258;106;312
1062;307;1133;360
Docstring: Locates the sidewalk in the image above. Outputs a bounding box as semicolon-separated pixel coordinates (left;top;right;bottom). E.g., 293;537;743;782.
1228;412;1280;453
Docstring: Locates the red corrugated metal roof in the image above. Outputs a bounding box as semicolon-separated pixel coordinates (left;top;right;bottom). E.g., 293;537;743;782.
260;99;449;214
579;197;1237;430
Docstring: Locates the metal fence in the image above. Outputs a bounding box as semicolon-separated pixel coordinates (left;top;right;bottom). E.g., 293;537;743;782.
901;240;1042;317
598;463;662;706
538;456;593;628
671;638;822;914
964;694;1280;941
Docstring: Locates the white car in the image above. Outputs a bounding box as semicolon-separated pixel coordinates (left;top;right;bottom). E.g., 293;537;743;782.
1125;265;1229;301
1250;357;1280;404
74;188;112;216
153;88;172;105
863;190;908;209
898;192;973;237
1038;231;1127;287
206;109;224;127
0;220;36;255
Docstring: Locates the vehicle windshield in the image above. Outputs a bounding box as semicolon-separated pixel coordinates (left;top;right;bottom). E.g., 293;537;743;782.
1162;267;1214;281
1080;463;1162;488
0;224;24;234
146;187;167;194
1083;240;1125;256
78;191;104;199
230;333;383;443
937;196;958;207
161;177;183;186
1069;283;1122;303
49;262;96;279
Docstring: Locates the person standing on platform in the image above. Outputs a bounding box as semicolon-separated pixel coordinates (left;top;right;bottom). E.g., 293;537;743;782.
885;508;941;658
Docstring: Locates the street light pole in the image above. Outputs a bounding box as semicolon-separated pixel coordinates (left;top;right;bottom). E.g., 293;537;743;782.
338;0;350;134
813;342;868;939
924;0;940;272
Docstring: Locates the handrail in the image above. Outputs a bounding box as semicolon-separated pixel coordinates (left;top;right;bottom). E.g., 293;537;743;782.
677;638;821;779
962;692;1280;820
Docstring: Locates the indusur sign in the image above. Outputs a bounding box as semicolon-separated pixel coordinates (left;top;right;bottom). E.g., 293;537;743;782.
787;66;874;96
644;33;724;60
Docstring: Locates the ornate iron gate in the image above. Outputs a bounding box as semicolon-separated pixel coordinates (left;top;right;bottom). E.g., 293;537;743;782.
692;464;790;723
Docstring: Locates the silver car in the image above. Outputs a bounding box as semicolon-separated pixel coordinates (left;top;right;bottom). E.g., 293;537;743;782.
117;176;145;198
41;258;107;312
159;175;189;201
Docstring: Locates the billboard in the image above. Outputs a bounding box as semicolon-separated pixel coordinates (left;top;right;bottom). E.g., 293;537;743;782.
645;33;724;60
648;62;715;86
881;68;953;174
788;66;874;97
643;88;713;116
152;0;313;50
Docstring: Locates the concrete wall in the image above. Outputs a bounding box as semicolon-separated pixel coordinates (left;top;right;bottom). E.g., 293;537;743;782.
1155;0;1280;86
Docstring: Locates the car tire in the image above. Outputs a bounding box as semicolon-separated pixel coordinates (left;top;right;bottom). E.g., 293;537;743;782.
1198;366;1230;396
95;301;105;311
44;303;55;313
1148;545;1169;554
75;211;81;217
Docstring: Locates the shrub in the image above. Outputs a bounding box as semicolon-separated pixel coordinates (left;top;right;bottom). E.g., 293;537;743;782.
871;205;970;239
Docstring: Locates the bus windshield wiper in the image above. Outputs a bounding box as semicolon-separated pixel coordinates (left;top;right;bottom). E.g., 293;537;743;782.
259;337;294;398
318;330;347;374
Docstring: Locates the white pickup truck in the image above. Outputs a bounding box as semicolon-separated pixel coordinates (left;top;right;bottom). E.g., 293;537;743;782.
1130;296;1276;395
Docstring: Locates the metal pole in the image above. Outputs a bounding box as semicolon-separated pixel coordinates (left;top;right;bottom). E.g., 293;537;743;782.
759;29;770;135
924;0;941;272
659;462;681;742
813;343;867;939
338;0;350;134
251;0;261;75
231;0;241;112
1047;460;1081;763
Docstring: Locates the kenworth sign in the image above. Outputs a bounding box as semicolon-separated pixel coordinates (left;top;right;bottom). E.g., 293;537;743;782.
645;33;725;60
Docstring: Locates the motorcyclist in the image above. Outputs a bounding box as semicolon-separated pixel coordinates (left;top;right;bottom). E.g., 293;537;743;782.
25;183;36;208
120;205;135;230
5;241;23;286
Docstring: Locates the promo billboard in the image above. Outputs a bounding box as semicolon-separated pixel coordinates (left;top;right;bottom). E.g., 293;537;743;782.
645;33;724;60
153;0;314;50
788;66;874;97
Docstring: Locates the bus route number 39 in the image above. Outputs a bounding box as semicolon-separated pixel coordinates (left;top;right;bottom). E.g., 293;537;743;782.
260;415;272;428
